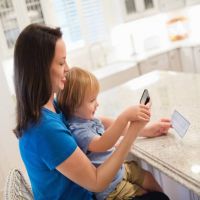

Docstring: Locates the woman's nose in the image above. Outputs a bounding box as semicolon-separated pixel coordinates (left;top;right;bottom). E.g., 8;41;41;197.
65;63;69;72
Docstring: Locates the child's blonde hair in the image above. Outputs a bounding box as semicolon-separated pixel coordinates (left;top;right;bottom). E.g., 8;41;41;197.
57;67;100;119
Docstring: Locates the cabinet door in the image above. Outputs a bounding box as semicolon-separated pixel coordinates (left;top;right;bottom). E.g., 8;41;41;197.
0;0;46;59
139;53;169;74
138;0;157;12
159;0;185;11
0;1;20;58
168;49;182;72
193;46;200;73
185;0;200;5
179;47;195;73
120;0;158;21
99;65;140;91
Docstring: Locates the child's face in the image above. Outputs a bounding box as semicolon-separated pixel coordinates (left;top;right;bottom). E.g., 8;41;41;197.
75;91;99;120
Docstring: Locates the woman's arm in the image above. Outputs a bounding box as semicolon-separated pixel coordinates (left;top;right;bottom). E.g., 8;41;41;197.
56;121;147;192
88;105;150;152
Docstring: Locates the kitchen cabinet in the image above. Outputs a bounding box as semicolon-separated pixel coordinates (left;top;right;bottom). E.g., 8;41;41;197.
179;47;196;73
120;0;158;21
159;0;185;11
168;49;182;72
138;53;169;74
94;62;140;91
185;0;200;5
0;0;46;59
193;46;200;73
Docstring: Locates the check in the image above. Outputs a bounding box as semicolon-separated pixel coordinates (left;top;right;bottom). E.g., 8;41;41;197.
171;110;190;138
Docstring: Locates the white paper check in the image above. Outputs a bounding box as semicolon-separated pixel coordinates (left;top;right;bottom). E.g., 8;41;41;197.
171;110;190;137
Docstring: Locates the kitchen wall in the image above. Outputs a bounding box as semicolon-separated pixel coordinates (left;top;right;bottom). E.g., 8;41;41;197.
68;3;200;69
0;61;25;198
110;4;200;60
1;2;200;197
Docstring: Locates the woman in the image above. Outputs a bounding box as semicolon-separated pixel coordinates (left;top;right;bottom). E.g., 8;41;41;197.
13;24;171;200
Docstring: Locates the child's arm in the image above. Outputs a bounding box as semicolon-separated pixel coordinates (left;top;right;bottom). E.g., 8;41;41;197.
57;120;148;193
88;104;150;153
100;116;130;136
138;118;172;137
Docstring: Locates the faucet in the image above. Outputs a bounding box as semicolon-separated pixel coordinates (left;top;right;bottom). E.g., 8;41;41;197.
88;42;107;69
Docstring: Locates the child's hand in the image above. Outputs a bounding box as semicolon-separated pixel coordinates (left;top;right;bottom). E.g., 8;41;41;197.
123;104;151;122
141;118;172;138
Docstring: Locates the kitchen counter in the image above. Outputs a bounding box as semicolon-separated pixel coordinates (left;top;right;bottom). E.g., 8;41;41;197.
93;60;139;91
130;37;200;62
92;37;200;91
97;70;200;196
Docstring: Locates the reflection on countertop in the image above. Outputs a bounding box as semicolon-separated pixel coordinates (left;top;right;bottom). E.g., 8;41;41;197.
97;70;200;195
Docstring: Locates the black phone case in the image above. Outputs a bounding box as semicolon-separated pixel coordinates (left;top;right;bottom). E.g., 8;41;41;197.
140;89;150;105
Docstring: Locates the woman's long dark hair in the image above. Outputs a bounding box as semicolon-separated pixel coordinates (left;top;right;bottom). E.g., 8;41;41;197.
13;24;62;138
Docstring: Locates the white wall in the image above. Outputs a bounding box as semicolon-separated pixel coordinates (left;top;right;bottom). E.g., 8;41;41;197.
0;61;24;198
67;3;200;70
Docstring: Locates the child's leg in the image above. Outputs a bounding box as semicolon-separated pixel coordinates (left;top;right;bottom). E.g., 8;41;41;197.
142;171;163;192
124;161;162;192
106;180;146;200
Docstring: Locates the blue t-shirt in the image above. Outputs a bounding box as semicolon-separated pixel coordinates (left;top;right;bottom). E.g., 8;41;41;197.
19;106;93;200
68;116;124;200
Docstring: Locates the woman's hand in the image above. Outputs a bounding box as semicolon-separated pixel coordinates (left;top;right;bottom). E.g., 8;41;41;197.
122;104;151;123
139;118;172;138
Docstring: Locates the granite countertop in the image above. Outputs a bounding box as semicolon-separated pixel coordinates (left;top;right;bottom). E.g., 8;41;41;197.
93;60;137;79
97;70;200;195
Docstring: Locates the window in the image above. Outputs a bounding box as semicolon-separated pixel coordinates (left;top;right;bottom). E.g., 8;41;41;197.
52;0;107;49
0;0;108;59
53;0;82;47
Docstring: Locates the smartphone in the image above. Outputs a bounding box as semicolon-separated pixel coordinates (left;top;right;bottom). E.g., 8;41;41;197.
140;89;150;105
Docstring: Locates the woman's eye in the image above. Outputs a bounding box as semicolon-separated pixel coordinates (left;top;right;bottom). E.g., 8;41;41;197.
59;60;67;66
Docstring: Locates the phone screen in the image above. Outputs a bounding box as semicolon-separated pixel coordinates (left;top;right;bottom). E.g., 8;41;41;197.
140;89;150;105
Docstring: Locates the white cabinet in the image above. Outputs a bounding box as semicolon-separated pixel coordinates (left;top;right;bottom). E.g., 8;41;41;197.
168;49;182;72
138;53;169;74
180;47;196;73
120;0;158;21
185;0;200;6
94;62;140;91
159;0;185;11
193;46;200;73
0;0;46;59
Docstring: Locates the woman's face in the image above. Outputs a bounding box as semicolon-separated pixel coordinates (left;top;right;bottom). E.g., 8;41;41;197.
50;39;68;93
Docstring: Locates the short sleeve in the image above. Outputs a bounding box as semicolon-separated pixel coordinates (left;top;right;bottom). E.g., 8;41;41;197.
69;125;96;153
38;121;77;170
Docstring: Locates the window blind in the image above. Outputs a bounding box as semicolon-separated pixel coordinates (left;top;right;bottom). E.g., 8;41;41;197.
52;0;107;48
